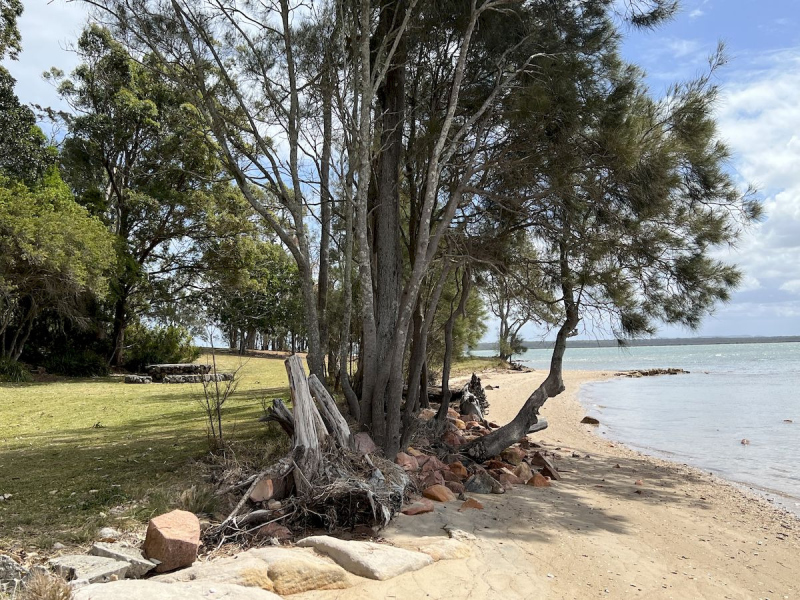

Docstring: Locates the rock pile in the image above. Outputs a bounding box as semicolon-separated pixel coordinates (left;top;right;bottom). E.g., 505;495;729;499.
615;368;689;377
123;363;234;384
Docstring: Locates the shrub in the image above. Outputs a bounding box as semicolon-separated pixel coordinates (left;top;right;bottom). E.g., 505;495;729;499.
19;572;73;600
44;349;109;377
0;357;32;382
124;323;200;373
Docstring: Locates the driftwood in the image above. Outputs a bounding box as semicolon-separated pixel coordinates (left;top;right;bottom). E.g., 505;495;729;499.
285;355;325;495
459;384;483;420
308;373;352;449
260;399;295;437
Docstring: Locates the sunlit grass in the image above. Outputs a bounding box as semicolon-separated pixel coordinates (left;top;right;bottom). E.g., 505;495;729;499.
0;352;291;551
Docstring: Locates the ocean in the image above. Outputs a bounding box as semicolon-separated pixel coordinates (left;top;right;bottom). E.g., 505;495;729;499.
474;342;800;512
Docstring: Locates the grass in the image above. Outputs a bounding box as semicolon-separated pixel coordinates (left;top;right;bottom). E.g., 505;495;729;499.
0;353;291;552
449;355;511;377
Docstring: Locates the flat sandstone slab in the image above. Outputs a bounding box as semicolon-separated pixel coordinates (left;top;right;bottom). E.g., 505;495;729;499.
73;580;281;600
297;535;433;580
49;555;129;583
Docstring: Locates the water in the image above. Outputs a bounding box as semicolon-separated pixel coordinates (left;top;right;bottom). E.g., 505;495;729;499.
475;342;800;511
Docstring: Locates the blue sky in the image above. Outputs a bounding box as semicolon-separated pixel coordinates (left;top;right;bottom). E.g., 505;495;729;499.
4;1;800;340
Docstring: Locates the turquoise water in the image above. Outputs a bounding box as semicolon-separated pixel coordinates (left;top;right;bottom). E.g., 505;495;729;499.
476;342;800;511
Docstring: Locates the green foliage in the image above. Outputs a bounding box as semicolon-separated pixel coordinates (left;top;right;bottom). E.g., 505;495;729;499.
0;68;54;183
123;322;200;372
0;356;31;382
44;348;109;377
0;172;115;359
0;0;21;61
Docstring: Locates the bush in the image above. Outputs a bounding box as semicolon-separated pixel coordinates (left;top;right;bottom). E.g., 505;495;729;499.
0;356;32;382
124;323;200;373
44;349;109;377
19;571;73;600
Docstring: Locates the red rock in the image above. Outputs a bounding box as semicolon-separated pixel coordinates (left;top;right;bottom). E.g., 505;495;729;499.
445;481;465;495
422;485;456;503
447;408;460;419
485;459;512;471
250;477;290;503
497;472;524;486
142;510;200;573
255;522;292;541
353;432;378;455
420;456;447;473
531;452;561;480
443;431;464;447
419;409;436;421
401;498;435;516
442;469;461;483
395;452;419;473
450;418;466;430
420;470;445;489
406;447;425;457
458;498;484;511
449;462;468;479
526;473;551;488
634;479;643;486
500;448;524;466
487;422;500;429
513;462;533;482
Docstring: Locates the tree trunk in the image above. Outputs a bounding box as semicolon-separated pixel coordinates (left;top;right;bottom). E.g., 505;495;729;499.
111;294;128;367
436;267;471;423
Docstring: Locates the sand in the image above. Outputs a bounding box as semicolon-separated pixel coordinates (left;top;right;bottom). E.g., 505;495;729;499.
297;369;800;600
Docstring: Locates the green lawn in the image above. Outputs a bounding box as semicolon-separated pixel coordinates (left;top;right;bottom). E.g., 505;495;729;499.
0;353;291;551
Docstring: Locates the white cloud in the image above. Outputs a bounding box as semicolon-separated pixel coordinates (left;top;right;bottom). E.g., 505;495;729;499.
780;280;800;295
689;9;705;19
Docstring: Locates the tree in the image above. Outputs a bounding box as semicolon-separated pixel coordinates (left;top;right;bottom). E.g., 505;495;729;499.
0;0;21;61
0;171;114;360
50;25;226;365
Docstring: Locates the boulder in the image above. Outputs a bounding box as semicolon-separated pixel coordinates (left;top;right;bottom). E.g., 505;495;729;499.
297;536;432;581
500;447;524;466
464;469;497;495
353;432;378;455
422;485;456;503
268;557;350;595
458;498;484;511
49;555;129;583
581;416;600;425
394;537;471;562
142;510;200;573
527;473;551;487
442;430;464;447
124;375;152;384
513;462;533;482
448;462;468;479
73;580;281;600
445;481;465;495
419;470;445;489
530;452;561;480
451;418;466;430
401;499;435;516
89;542;157;578
250;478;290;503
441;469;461;483
394;452;419;473
0;554;27;592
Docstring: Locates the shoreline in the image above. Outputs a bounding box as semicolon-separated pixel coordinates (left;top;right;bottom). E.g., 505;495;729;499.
301;368;800;599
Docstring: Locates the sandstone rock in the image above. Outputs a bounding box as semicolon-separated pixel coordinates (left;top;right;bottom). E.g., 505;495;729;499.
464;469;497;494
445;481;465;495
447;408;460;419
442;430;464;447
297;536;432;580
441;469;461;483
420;455;447;473
581;416;600;425
49;555;129;583
73;580;281;600
268;557;350;595
448;462;468;479
89;542;157;578
394;452;419;473
500;447;524;466
353;432;378;455
142;510;200;573
458;498;484;511
420;470;445;489
394;537;471;562
485;459;512;470
741;438;750;445
255;522;292;541
527;473;550;487
513;462;533;482
401;499;435;516
267;500;282;511
250;478;290;503
422;484;456;503
496;472;523;487
418;409;436;421
634;479;643;486
530;452;561;480
451;418;466;430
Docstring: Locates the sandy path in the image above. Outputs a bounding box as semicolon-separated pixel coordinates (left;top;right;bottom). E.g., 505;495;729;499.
298;370;800;600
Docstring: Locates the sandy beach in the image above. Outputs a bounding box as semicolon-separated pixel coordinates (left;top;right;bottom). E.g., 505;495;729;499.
298;369;800;600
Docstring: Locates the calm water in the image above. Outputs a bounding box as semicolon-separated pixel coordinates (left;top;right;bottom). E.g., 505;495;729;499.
476;342;800;511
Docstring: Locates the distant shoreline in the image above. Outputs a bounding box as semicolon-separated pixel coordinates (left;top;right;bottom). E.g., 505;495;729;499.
474;335;800;351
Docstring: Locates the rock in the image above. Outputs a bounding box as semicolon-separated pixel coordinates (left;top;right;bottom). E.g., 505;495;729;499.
394;452;419;472
250;478;290;503
394;537;471;562
448;462;468;479
741;438;750;445
267;500;282;511
451;418;466;430
0;555;27;590
513;462;533;482
445;481;465;495
634;479;643;486
496;472;523;488
458;498;484;511
53;542;66;550
420;455;447;472
530;452;560;480
464;469;502;495
422;484;456;503
401;499;435;516
353;432;378;455
447;408;460;419
441;469;461;483
255;523;292;542
420;470;445;489
784;419;793;423
406;446;424;458
268;557;350;595
98;527;123;542
485;459;512;470
49;555;129;583
581;416;600;425
442;430;464;447
418;409;437;421
297;536;432;580
142;510;200;573
124;375;152;384
73;580;281;599
500;447;524;466
89;542;157;578
527;473;550;487
613;464;622;469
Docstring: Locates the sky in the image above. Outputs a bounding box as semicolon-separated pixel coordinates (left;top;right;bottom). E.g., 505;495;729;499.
3;1;800;340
